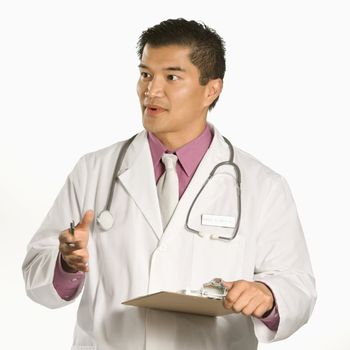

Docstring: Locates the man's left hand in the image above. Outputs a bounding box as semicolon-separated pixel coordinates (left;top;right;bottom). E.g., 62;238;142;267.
222;280;274;318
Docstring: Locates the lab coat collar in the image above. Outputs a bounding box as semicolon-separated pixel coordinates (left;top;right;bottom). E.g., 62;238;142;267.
118;131;163;240
117;125;230;241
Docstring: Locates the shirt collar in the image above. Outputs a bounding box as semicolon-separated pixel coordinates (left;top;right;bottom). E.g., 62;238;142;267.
148;131;167;168
147;124;213;177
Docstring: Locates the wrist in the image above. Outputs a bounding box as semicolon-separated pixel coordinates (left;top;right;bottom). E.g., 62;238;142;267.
254;281;275;316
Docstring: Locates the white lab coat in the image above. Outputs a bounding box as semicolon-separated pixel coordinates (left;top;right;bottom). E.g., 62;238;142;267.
23;125;316;350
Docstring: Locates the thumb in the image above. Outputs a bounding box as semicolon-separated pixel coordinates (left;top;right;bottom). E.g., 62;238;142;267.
222;281;234;290
78;210;94;230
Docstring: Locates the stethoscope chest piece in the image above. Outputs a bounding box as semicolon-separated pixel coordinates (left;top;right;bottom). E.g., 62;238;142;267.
97;210;114;231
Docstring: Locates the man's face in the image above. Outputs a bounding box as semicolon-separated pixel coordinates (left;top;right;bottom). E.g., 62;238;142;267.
137;44;210;141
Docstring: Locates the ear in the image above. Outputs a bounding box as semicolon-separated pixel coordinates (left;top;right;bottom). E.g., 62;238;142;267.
204;78;223;108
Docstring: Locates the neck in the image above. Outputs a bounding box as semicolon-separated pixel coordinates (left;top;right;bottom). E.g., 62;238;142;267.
154;122;207;151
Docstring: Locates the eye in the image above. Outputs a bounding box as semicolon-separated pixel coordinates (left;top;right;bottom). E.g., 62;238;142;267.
167;74;179;81
140;72;151;80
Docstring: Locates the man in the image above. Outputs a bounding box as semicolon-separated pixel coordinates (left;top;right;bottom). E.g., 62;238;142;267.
23;18;316;350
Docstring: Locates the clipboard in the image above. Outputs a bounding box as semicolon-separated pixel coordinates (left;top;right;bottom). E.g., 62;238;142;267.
122;291;233;317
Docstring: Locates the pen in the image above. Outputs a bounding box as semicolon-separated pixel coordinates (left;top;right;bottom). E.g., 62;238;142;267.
67;220;75;247
69;220;75;236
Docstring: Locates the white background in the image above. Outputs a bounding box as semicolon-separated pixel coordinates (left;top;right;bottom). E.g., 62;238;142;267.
1;0;349;349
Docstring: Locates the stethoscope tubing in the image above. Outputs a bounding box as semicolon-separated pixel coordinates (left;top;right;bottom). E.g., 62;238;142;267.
185;140;241;241
104;134;137;212
98;133;241;240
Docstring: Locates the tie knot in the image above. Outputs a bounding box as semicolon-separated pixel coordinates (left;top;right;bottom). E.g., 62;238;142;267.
161;153;178;170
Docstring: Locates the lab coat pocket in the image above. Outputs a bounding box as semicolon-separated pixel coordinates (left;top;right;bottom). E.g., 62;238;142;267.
190;234;246;289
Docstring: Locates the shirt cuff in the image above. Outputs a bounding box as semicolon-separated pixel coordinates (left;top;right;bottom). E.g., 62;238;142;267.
255;281;280;331
260;303;280;331
52;253;85;300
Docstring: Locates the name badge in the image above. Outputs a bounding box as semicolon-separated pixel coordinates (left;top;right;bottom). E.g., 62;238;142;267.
201;214;236;228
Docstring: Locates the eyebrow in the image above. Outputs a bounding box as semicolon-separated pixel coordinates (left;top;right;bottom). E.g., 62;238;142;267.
138;63;186;72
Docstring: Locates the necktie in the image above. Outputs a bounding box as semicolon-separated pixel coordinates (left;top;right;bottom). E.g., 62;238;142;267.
157;153;179;230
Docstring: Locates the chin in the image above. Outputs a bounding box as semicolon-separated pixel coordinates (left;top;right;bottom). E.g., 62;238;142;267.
142;116;168;135
142;115;157;133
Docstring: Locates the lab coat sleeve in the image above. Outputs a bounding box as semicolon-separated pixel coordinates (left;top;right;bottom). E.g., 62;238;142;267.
252;175;317;342
22;156;87;309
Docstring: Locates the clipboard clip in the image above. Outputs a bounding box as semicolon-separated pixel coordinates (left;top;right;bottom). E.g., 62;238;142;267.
180;278;228;300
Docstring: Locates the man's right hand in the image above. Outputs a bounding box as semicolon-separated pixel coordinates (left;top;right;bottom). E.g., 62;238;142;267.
58;210;94;273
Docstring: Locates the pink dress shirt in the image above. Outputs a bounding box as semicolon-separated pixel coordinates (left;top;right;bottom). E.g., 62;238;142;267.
53;254;85;300
53;125;279;331
147;125;212;198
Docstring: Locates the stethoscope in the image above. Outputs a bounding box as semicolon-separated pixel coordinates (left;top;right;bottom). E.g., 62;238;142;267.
96;134;241;241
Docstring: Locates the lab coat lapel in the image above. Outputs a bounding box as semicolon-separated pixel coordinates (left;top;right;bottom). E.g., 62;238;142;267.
118;131;163;240
163;126;230;239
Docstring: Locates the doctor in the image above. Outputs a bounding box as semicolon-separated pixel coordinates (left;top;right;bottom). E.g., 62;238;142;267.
23;18;316;350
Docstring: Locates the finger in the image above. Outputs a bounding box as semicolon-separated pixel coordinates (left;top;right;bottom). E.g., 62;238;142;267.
59;230;75;244
79;263;89;272
222;281;234;290
60;239;83;249
224;288;246;310
77;210;94;230
63;255;88;265
63;260;89;273
223;280;248;309
59;241;84;255
253;303;272;319
241;296;262;317
59;228;90;252
60;255;79;272
59;239;74;254
59;229;85;249
232;288;259;313
71;249;89;260
62;254;89;271
69;260;89;272
64;247;88;259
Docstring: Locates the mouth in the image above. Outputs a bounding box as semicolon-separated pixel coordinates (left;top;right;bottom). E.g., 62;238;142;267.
144;104;167;116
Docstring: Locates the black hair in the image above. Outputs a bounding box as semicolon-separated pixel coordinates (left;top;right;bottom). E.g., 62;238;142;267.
137;18;226;110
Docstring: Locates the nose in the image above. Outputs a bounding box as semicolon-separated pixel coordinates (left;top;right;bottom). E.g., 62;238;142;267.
145;77;164;98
